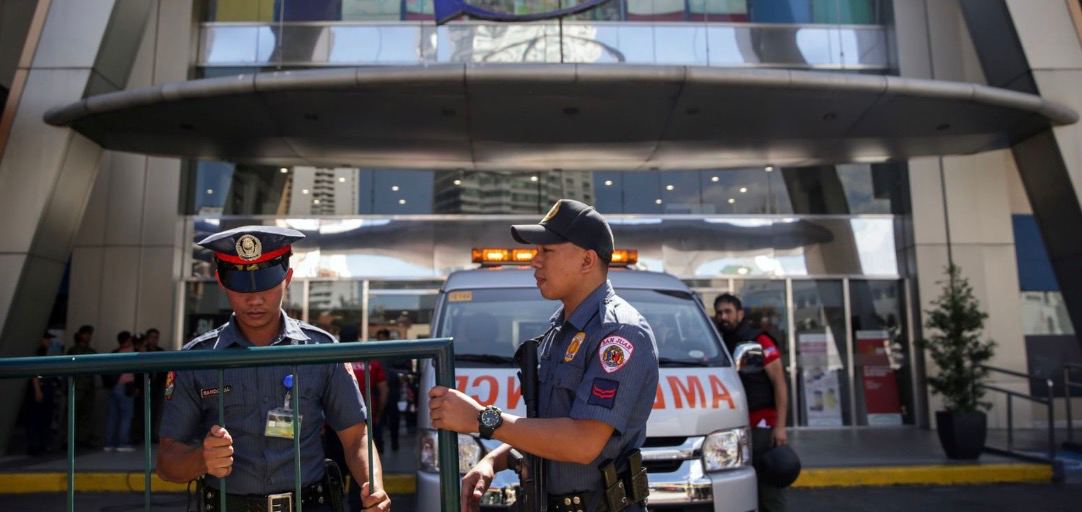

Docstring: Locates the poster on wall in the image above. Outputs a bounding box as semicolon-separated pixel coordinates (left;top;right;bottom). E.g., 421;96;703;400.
799;331;844;427
857;330;903;426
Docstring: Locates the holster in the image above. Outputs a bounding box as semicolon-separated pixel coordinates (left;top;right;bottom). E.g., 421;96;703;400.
323;458;346;512
599;450;649;512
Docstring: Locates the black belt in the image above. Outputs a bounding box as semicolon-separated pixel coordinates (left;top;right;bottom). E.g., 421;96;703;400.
548;492;601;512
203;482;328;512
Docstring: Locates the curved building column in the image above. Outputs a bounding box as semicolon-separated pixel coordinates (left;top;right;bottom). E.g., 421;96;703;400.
959;0;1082;351
0;0;153;449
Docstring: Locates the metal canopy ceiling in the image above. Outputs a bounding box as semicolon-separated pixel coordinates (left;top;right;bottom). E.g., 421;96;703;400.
44;64;1078;171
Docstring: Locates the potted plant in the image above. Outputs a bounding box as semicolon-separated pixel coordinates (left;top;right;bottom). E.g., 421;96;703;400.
917;264;997;460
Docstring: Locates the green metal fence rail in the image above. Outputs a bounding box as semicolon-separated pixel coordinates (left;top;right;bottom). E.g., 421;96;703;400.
0;338;460;512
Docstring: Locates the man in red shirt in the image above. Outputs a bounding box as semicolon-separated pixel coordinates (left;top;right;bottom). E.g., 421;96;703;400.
714;293;789;512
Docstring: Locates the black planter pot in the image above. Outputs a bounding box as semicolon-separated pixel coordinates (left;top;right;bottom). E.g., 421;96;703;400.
936;410;987;460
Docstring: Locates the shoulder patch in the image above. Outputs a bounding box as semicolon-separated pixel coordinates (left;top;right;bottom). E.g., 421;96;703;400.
598;335;634;374
587;378;619;409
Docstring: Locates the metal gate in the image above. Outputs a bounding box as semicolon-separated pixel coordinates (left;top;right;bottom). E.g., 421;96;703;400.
0;338;460;512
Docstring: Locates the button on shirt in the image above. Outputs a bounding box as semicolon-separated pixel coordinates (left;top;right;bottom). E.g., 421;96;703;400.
538;281;659;512
159;312;367;495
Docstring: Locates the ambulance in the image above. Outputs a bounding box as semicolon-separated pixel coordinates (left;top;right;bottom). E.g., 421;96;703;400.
417;248;757;511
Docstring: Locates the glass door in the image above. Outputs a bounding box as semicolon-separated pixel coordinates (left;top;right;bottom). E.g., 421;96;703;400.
792;280;851;426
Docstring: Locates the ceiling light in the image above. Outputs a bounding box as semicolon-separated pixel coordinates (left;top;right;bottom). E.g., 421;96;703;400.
728;198;735;204
739;187;747;193
205;189;214;195
655;199;662;205
392;185;400;192
313;199;320;205
665;185;674;191
280;168;288;173
764;166;774;172
711;176;719;183
453;179;462;186
302;189;309;195
604;180;613;187
398;199;406;205
530;176;539;182
737;267;749;275
338;177;346;183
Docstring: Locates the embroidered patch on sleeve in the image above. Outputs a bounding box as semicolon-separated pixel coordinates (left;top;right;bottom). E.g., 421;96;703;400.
587;378;620;409
164;371;176;400
598;335;634;373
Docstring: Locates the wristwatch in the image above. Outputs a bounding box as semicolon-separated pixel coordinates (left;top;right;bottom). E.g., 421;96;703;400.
478;405;504;439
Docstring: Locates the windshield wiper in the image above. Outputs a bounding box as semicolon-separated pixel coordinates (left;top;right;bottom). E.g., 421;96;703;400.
456;354;516;364
658;357;712;367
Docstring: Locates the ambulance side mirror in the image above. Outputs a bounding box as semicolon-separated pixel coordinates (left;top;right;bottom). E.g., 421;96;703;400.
733;342;765;374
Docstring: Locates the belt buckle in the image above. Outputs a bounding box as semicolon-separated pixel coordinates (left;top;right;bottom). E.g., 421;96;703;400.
266;492;293;512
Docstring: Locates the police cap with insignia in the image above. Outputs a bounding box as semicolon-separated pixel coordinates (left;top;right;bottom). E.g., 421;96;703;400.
511;199;615;263
197;225;304;293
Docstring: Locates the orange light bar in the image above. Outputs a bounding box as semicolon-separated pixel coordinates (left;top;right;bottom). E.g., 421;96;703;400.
610;249;638;266
512;248;538;262
472;248;510;264
473;248;636;266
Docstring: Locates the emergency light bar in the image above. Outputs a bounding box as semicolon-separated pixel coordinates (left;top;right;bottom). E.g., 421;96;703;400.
472;248;638;266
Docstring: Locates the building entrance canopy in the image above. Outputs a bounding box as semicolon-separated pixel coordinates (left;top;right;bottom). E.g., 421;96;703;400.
44;65;1077;171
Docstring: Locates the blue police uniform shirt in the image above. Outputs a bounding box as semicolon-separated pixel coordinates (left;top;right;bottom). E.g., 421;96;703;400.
159;311;367;495
537;281;659;512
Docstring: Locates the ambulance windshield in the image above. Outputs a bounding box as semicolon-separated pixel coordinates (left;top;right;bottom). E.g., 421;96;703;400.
439;287;729;367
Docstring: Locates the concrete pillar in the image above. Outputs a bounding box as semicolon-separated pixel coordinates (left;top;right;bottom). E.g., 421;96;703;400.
68;0;194;355
0;0;153;449
893;0;1031;428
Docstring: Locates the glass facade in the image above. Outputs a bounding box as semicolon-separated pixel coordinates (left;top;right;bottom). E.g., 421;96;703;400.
198;0;892;69
204;0;889;24
185;163;909;216
179;0;917;428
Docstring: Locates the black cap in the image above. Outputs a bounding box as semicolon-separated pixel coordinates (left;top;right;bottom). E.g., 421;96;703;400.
197;225;305;293
511;199;614;263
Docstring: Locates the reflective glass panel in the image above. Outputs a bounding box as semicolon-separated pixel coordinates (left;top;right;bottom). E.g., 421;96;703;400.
368;291;438;340
189;216;900;279
1021;291;1076;335
792;279;850;426
850;279;913;425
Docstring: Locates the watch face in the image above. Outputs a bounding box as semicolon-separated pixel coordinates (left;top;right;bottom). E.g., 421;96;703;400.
480;408;501;427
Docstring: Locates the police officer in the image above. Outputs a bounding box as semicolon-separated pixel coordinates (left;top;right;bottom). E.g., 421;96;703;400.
156;226;391;512
429;199;659;512
714;293;789;512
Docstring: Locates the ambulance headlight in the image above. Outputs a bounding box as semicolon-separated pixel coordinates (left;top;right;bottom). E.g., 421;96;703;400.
419;430;483;474
701;427;750;471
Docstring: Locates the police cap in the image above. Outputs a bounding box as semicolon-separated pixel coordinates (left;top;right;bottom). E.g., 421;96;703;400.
197;225;304;293
511;199;615;263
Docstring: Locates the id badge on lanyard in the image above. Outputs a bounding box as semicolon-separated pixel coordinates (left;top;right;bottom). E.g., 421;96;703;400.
265;374;303;439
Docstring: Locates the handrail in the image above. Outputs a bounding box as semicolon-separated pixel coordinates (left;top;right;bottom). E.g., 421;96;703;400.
0;338;451;377
983;364;1052;383
977;364;1056;462
1065;363;1082;446
981;384;1051;404
0;338;460;512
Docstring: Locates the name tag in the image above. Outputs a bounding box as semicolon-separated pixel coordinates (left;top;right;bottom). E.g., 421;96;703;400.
200;386;232;399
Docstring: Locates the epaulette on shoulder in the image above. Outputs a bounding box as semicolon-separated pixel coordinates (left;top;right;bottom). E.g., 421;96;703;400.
602;294;644;326
296;320;339;344
181;326;225;351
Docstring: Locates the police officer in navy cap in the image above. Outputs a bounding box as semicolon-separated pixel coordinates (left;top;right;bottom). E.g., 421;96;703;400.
157;226;391;512
429;199;660;512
